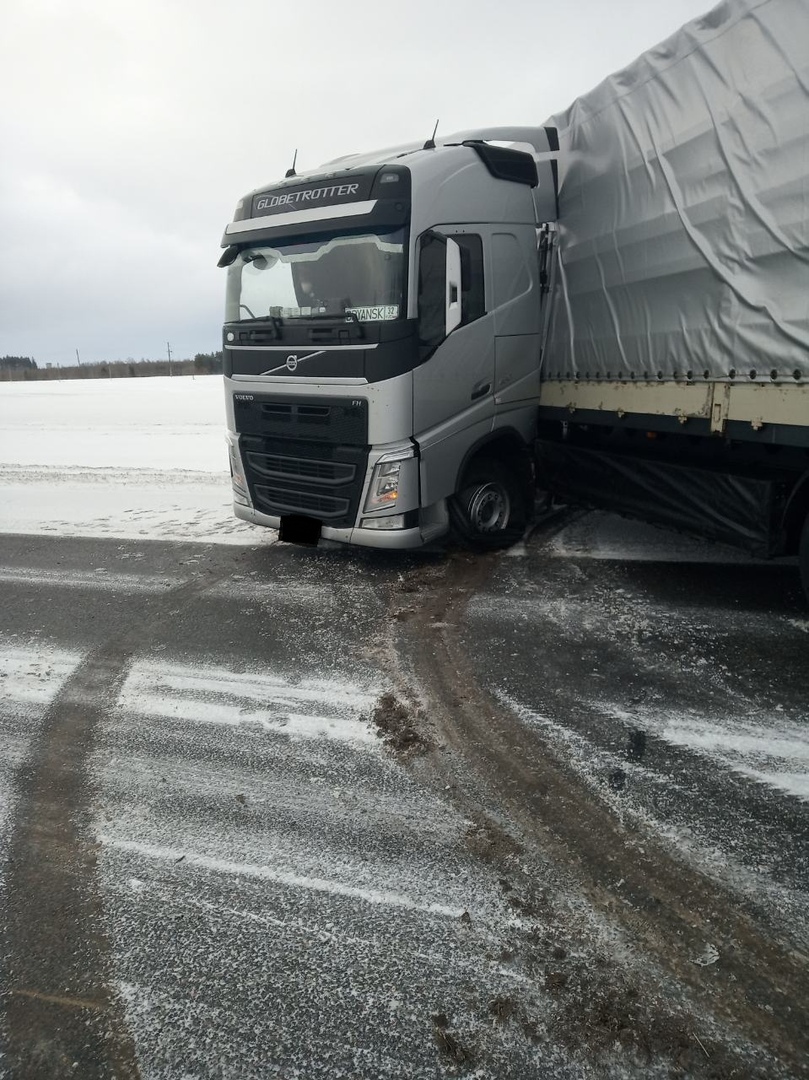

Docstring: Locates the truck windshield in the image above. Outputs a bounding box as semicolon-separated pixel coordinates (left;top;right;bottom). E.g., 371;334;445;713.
225;229;406;322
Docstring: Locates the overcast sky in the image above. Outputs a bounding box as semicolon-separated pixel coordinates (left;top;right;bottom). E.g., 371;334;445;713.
0;0;714;366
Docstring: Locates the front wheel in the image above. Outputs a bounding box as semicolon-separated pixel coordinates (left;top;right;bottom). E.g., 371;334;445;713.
449;456;530;550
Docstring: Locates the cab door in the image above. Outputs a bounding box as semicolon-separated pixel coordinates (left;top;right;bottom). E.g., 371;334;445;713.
491;224;543;408
413;228;494;503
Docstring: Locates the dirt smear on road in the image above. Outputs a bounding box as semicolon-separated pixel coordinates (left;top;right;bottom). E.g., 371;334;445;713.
370;691;433;756
382;544;809;1078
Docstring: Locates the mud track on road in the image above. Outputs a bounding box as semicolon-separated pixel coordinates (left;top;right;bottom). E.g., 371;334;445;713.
1;567;234;1079
383;537;809;1078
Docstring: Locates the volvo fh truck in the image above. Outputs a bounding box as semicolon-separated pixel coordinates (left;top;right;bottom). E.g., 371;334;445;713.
219;127;558;550
220;0;809;595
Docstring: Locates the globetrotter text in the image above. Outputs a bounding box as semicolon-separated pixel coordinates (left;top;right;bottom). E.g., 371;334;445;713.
255;184;360;211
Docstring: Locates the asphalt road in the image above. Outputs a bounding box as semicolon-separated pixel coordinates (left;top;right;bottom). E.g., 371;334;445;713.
0;518;807;1079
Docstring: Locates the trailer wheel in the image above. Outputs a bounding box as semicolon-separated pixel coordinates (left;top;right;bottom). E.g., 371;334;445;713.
449;455;530;550
799;512;809;605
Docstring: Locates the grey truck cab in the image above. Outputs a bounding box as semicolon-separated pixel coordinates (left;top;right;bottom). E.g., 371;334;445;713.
219;127;558;548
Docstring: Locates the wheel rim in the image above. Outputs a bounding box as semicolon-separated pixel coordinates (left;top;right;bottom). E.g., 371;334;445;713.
467;482;510;533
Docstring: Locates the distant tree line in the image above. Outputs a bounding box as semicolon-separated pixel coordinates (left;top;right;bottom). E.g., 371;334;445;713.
193;352;224;374
0;353;223;382
0;355;38;372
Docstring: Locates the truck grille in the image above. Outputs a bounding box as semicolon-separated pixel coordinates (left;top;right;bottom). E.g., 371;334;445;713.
244;453;356;486
234;394;369;528
234;395;367;445
239;435;367;528
253;486;351;520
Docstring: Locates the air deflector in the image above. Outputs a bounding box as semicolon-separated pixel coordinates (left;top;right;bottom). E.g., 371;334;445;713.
462;141;538;187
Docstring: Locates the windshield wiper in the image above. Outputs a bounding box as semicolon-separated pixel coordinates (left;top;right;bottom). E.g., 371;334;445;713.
342;310;366;338
295;313;367;336
297;311;366;339
239;314;284;339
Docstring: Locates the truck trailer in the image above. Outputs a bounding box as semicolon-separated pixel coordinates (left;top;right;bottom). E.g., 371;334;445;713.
219;0;809;596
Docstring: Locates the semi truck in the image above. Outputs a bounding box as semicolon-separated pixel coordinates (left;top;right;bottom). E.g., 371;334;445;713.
219;0;809;597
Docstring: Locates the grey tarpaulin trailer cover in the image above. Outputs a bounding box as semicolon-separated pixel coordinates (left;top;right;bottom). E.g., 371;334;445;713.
537;0;809;588
543;0;808;385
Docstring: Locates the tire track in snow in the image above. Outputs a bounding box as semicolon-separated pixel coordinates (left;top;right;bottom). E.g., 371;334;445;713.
2;643;141;1079
0;643;85;882
1;571;234;1080
391;547;809;1077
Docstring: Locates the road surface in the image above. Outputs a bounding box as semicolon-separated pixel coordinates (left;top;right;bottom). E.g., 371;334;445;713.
0;516;806;1078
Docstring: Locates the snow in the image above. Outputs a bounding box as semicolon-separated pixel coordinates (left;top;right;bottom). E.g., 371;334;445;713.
592;700;809;802
0;376;226;472
90;640;524;1074
99;837;466;918
475;587;809;804
550;512;769;563
0;563;180;594
495;687;809;948
0;641;84;705
659;714;809;801
0;375;271;545
117;659;381;746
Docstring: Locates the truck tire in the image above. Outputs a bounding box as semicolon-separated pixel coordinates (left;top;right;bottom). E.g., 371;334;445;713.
800;512;809;605
449;455;530;550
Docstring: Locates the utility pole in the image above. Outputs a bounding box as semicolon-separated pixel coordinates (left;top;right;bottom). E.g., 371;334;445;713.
75;348;81;367
167;341;173;376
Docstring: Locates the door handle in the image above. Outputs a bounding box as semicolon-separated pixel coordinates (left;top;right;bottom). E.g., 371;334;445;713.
470;381;491;401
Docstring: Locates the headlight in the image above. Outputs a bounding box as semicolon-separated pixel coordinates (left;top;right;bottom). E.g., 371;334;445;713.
364;446;417;514
366;460;402;509
227;437;249;498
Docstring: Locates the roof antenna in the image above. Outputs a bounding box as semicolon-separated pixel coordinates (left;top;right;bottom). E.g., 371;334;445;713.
285;149;298;178
423;120;440;150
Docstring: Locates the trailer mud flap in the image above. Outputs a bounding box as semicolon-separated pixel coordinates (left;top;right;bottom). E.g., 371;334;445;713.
279;515;322;546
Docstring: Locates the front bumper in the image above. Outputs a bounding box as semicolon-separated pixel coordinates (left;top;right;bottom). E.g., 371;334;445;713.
233;502;447;550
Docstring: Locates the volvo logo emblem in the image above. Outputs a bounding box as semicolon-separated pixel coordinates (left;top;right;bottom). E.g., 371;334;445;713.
258;349;324;377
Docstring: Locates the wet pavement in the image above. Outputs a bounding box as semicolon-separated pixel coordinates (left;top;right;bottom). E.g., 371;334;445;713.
0;517;807;1078
462;518;809;946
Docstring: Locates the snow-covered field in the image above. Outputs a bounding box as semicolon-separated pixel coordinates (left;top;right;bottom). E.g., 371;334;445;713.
0;376;271;545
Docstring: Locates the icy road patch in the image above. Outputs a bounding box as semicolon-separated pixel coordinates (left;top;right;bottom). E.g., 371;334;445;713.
117;659;381;746
88;646;538;1079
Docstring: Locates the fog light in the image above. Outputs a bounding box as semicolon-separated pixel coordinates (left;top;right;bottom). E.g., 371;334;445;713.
361;514;407;530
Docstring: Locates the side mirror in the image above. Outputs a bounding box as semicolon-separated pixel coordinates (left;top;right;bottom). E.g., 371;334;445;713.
218;245;239;268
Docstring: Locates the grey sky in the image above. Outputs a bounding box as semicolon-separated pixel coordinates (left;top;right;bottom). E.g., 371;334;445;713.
0;0;713;365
